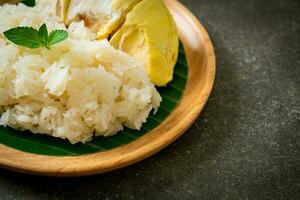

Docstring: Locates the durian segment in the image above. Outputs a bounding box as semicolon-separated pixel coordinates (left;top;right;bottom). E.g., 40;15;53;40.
110;0;179;86
66;0;142;39
56;0;70;23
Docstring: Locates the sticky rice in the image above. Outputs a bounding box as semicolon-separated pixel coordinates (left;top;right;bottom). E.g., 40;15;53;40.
0;1;161;144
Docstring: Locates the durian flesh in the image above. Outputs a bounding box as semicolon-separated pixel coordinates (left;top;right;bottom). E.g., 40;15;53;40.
110;0;179;86
65;0;179;86
56;0;70;22
66;0;142;39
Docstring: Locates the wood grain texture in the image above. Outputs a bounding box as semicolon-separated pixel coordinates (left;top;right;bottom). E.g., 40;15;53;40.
0;0;216;176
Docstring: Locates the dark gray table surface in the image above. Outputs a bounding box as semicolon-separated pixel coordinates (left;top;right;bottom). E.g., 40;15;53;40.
0;0;299;199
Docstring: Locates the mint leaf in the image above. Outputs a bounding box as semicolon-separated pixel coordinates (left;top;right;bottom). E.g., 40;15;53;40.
3;27;44;49
46;30;68;48
3;24;68;49
38;23;48;44
21;0;36;7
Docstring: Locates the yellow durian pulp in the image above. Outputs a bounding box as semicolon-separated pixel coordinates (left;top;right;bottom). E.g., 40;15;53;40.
110;0;179;86
66;0;142;39
56;0;70;22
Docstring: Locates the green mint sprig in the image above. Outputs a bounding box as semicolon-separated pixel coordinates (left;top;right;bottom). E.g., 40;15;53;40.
3;23;68;49
20;0;36;7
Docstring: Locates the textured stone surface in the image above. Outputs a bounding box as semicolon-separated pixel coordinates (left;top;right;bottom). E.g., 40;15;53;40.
0;0;299;199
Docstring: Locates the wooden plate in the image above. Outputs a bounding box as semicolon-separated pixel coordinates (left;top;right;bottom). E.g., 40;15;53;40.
0;0;216;176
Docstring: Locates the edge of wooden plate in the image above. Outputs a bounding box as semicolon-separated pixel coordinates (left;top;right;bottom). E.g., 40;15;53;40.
0;0;216;177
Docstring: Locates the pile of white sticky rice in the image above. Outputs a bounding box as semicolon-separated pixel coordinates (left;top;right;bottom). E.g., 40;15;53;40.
0;1;161;144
